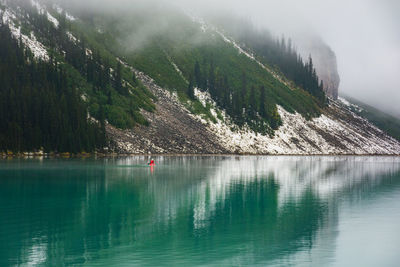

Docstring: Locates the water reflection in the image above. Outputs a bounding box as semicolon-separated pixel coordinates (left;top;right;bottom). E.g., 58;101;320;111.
0;156;399;266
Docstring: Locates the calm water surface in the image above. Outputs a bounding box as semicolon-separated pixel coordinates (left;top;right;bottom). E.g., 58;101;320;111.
0;156;400;266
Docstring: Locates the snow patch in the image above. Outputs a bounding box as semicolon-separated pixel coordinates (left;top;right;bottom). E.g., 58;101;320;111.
30;1;59;28
338;97;350;107
192;88;400;155
46;11;58;28
192;88;271;153
1;8;49;60
188;14;293;90
171;61;186;81
30;0;45;14
66;31;77;43
163;52;188;83
110;58;400;155
338;97;363;112
215;29;293;89
53;4;76;21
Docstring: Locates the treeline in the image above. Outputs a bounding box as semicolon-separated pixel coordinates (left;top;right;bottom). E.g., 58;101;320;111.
0;24;105;152
253;37;326;104
14;0;152;129
211;17;327;104
28;6;128;95
188;60;282;132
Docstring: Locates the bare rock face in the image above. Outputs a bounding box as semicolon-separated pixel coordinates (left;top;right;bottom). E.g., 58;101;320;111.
312;43;340;99
297;35;340;100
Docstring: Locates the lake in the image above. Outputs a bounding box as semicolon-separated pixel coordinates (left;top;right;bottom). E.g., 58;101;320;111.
1;156;400;266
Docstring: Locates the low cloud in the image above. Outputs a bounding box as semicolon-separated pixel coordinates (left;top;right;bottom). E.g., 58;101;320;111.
52;0;400;117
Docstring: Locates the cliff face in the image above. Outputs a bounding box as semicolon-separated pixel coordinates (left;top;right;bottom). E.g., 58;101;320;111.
298;36;340;100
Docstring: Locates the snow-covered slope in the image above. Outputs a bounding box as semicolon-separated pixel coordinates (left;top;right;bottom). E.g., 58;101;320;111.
0;0;77;61
189;89;400;155
0;4;49;60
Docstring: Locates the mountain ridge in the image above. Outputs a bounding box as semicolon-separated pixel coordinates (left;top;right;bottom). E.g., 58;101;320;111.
0;0;399;155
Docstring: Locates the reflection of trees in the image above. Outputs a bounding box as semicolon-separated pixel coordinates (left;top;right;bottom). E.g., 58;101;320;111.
0;160;152;266
0;162;101;266
177;177;328;266
0;157;399;266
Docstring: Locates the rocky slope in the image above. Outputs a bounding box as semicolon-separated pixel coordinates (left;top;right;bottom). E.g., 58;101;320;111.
107;70;228;154
109;62;400;155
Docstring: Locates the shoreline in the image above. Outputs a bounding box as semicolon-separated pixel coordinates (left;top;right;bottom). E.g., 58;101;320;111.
1;152;400;159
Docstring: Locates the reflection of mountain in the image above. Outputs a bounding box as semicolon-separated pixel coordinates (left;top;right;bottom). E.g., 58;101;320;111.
0;157;399;266
188;156;400;212
167;156;400;265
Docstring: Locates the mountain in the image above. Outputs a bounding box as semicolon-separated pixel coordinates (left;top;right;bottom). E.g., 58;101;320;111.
0;0;399;155
340;96;400;142
296;35;340;100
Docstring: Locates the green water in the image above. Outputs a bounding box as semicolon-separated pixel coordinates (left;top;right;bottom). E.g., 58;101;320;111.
1;156;400;266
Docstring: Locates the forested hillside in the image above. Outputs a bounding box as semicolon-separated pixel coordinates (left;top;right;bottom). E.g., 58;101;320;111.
1;0;326;150
1;0;157;152
0;23;104;152
207;16;327;103
342;96;400;141
1;0;398;155
67;4;325;134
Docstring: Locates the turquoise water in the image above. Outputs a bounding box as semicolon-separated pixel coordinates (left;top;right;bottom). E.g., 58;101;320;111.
0;156;400;266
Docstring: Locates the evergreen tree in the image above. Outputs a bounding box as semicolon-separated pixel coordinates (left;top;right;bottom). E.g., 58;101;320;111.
132;71;137;86
194;61;201;88
259;85;266;118
248;85;257;117
0;24;105;153
241;71;247;100
187;75;195;100
107;90;113;105
208;60;216;95
114;61;127;95
218;21;327;105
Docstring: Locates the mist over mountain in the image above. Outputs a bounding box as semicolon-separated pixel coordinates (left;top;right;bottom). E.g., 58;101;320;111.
0;0;399;155
70;0;398;116
295;34;340;100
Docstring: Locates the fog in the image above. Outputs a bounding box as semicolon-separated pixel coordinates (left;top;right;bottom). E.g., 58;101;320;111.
55;0;400;117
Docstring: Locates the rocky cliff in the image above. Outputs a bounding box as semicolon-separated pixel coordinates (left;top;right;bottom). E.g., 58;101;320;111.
298;36;340;100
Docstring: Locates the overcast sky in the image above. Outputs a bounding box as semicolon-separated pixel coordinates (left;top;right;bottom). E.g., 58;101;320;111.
59;0;400;117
